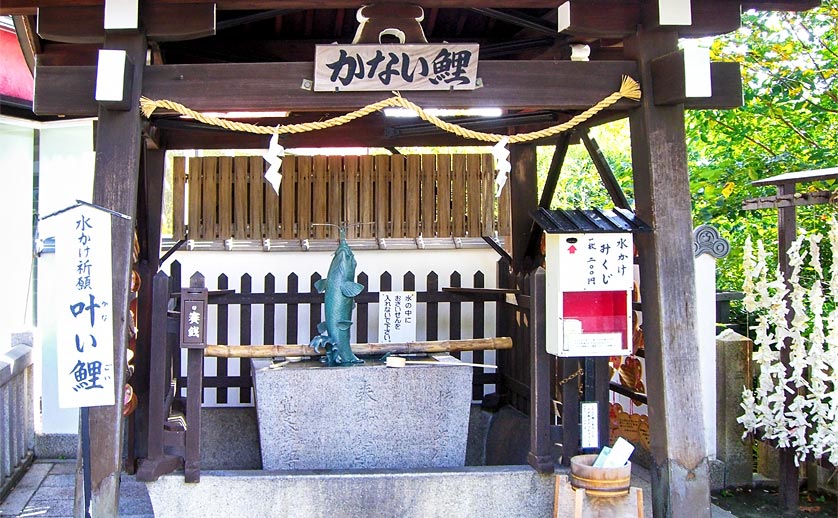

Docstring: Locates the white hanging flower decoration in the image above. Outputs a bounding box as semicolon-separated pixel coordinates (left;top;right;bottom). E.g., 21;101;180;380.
738;218;838;467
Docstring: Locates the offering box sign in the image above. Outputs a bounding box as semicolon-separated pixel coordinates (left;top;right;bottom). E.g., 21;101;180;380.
545;232;633;357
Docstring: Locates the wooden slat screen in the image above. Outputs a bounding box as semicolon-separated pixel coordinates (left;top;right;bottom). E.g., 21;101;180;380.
173;153;510;241
165;261;502;406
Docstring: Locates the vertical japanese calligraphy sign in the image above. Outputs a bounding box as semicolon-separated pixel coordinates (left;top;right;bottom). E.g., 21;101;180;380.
180;287;208;349
378;291;417;343
53;205;117;408
314;44;480;92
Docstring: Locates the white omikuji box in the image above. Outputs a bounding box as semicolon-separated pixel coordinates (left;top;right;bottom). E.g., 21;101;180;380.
544;232;634;357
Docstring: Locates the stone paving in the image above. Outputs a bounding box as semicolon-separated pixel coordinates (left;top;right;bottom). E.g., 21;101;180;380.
0;460;153;518
1;459;736;518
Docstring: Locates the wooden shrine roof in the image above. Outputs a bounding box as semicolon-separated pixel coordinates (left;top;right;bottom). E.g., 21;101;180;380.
751;167;838;186
2;0;821;147
4;1;821;65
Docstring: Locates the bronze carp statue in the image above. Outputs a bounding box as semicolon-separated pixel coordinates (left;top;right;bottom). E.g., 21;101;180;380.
310;227;365;366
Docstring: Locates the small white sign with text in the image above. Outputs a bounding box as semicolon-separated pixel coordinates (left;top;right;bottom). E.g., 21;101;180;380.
378;291;417;343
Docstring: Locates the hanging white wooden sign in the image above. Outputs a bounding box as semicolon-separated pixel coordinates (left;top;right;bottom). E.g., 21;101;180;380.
54;205;116;408
314;44;479;92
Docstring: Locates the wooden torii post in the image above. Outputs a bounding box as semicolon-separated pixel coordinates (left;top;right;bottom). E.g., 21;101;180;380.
742;167;838;512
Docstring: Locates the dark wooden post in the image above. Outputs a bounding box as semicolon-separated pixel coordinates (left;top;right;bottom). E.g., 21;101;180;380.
131;146;167;467
625;27;711;517
135;271;184;482
775;181;798;511
509;143;538;273
181;273;208;483
528;268;553;473
75;31;147;518
559;357;581;467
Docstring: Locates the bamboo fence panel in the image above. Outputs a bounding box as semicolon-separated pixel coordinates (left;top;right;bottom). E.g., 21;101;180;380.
344;156;359;238
172;156;186;238
466;154;481;237
328;156;343;239
451;154;466;237
297;156;312;239
359;156;374;238
249;156;264;238
218;157;233;239
313;155;328;239
202;157;217;239
421;154;436;237
481;154;494;237
233;156;249;239
264;159;280;239
280;157;296;239
173;153;508;241
406;155;421;238
375;155;390;239
188;157;202;239
391;155;405;237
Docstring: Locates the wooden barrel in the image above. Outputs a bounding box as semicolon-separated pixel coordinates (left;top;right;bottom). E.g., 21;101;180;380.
569;454;632;497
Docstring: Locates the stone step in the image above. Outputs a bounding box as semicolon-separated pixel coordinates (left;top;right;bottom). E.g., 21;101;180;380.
144;465;558;518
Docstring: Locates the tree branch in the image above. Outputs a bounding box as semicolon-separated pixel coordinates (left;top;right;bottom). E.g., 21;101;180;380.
767;105;822;149
707;116;777;157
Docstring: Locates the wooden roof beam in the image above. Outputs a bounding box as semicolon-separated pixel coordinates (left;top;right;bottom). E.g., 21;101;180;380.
33;60;639;116
558;0;741;39
651;52;743;109
3;1;571;16
1;0;821;16
469;7;561;38
741;0;820;10
36;4;216;43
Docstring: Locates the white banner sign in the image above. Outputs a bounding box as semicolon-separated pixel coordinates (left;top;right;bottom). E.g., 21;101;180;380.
378;291;417;343
314;44;479;92
55;206;115;408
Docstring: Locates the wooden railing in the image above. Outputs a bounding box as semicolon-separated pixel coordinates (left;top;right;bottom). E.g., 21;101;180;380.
138;261;511;481
171;153;511;241
164;260;503;406
0;342;35;501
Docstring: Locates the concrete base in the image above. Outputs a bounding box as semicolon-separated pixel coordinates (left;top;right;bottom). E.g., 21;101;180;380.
145;465;557;518
485;405;530;466
34;433;78;460
252;359;473;470
708;458;726;490
201;407;262;470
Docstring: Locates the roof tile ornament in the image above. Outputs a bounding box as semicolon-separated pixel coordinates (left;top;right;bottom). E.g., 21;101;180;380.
693;224;730;258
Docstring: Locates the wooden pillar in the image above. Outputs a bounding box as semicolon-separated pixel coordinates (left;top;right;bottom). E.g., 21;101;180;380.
131;147;167;466
625;28;711;517
74;32;147;517
528;268;553;473
509;143;538;273
776;181;798;511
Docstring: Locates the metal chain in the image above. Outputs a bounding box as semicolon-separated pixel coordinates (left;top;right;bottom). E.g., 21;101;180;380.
557;367;584;386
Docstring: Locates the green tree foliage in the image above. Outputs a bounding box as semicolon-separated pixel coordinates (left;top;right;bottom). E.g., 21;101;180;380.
540;2;837;296
537;120;634;210
686;1;838;291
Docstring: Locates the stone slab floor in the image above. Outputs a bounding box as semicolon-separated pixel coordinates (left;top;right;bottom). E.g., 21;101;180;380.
2;459;737;518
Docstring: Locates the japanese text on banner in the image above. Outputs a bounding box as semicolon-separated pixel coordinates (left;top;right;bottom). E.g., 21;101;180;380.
378;291;417;343
55;207;115;408
558;233;633;291
315;44;479;92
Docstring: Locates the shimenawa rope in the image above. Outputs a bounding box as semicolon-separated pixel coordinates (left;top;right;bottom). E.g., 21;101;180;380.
140;75;641;143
